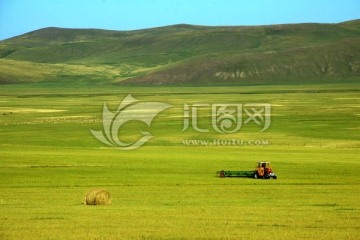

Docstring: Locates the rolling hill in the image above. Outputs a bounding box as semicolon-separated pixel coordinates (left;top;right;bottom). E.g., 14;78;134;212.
0;20;359;85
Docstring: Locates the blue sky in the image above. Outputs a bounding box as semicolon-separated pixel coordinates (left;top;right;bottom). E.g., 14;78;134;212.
0;0;359;40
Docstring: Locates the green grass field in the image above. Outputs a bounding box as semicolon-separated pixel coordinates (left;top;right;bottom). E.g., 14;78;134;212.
0;83;359;239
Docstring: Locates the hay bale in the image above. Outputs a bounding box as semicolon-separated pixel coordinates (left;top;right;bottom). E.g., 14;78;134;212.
84;189;111;205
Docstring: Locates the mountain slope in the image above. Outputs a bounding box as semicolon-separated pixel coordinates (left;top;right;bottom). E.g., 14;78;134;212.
0;20;359;85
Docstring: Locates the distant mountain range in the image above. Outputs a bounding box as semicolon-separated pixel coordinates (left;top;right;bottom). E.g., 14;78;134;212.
0;19;359;85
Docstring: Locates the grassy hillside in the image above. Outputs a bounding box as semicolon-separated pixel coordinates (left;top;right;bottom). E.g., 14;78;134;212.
0;20;359;85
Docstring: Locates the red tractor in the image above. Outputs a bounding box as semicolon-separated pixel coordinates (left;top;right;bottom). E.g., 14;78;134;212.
217;161;277;179
254;162;277;179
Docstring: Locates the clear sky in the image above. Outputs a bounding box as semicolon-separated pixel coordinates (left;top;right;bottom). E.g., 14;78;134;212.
0;0;359;40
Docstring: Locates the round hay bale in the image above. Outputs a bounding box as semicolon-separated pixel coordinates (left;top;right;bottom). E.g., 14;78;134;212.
84;189;111;205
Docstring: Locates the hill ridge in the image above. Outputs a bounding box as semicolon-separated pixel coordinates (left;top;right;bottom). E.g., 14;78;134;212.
0;20;359;85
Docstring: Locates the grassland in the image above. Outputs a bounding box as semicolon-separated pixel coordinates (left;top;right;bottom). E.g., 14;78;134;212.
0;83;359;239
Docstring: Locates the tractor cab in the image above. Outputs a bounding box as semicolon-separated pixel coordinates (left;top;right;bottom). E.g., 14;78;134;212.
255;161;277;179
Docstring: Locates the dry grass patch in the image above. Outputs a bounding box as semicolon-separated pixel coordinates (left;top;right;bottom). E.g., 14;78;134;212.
84;189;112;206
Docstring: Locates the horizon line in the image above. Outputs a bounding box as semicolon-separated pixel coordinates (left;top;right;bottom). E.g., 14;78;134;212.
1;18;359;41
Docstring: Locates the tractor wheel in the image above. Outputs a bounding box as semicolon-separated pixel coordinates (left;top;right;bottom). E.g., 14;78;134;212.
273;176;277;179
